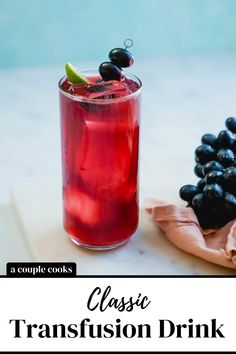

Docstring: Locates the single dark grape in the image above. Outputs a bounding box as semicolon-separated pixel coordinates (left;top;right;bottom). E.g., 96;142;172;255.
179;184;199;202
203;183;224;203
218;130;234;148
223;166;236;183
195;144;215;164
217;148;235;167
194;164;204;178
202;160;224;176
205;170;223;185
201;134;218;148
225;117;236;134
99;62;123;81
109;48;134;68
192;193;205;210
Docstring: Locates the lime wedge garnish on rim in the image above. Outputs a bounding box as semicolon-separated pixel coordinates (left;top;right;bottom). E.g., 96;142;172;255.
65;63;89;84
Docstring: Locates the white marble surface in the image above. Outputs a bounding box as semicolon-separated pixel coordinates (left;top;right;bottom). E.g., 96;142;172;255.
1;54;236;274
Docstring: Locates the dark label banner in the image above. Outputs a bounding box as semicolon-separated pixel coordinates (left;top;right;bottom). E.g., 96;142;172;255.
6;262;77;277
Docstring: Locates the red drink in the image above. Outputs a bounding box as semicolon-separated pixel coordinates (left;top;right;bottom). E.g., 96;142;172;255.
59;70;141;249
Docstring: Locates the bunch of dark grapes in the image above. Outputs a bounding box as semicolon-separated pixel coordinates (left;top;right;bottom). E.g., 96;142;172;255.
179;117;236;229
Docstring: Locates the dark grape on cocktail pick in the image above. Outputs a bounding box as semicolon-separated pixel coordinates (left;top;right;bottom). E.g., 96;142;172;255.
201;134;218;149
226;117;236;134
99;62;123;81
109;39;134;68
98;39;134;81
109;48;134;68
195;145;215;164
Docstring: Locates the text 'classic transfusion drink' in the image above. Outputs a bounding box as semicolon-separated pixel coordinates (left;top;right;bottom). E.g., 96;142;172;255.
59;42;142;249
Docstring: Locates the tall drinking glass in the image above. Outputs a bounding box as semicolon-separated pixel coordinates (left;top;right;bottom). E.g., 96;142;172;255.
59;70;142;249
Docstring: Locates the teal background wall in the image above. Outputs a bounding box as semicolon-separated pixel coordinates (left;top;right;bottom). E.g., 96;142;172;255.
1;0;236;68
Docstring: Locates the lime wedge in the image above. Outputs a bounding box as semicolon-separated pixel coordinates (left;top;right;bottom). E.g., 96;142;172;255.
65;63;89;84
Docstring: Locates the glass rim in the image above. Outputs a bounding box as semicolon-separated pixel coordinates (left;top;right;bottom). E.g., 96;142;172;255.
58;69;142;104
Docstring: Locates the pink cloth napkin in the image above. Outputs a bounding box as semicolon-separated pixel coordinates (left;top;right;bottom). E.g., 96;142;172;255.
145;199;236;269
